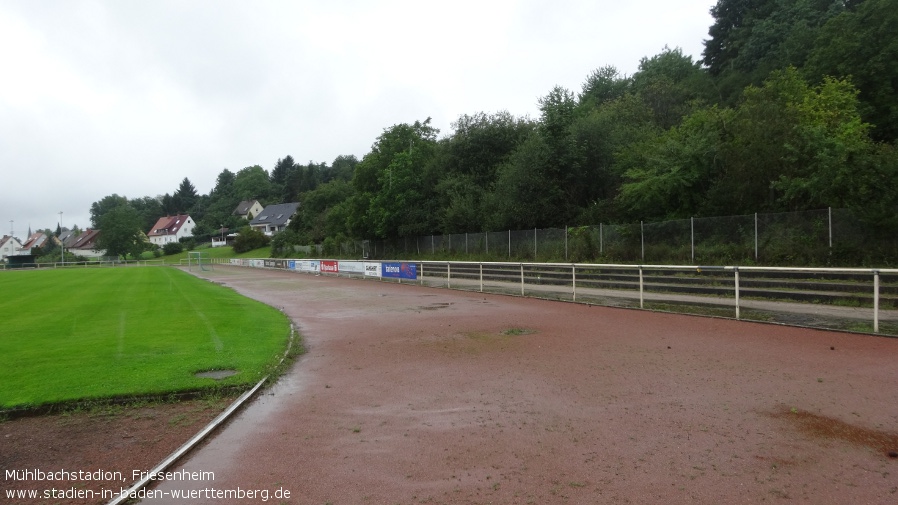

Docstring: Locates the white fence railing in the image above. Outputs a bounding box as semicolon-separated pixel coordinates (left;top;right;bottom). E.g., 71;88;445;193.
226;259;898;335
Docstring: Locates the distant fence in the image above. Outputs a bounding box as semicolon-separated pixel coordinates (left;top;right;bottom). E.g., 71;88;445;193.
346;208;894;265
0;259;168;270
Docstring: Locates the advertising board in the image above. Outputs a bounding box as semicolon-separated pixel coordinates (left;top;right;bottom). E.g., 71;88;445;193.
364;262;381;277
339;261;366;275
296;260;320;273
381;262;417;280
320;260;339;274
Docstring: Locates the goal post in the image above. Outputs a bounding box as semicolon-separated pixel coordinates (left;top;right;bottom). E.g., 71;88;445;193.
187;251;213;271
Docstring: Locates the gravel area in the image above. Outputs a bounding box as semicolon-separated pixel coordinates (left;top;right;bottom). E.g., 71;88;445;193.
148;266;898;504
3;265;896;504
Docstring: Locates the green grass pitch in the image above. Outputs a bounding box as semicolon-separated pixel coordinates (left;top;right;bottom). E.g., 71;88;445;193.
0;267;292;409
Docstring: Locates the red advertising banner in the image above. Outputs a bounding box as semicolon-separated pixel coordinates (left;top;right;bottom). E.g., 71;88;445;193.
320;260;339;274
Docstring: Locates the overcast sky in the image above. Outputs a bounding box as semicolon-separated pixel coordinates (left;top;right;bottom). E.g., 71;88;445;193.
0;0;716;234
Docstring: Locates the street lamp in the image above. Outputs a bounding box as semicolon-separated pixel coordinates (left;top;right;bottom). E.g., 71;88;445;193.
9;220;14;256
58;211;64;266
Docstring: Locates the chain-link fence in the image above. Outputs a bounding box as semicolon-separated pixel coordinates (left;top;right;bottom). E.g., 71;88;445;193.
349;208;897;265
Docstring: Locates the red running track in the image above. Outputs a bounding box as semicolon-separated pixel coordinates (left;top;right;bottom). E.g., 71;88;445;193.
146;265;898;504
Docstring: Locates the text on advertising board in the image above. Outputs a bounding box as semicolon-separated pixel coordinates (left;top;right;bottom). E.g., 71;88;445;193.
381;262;416;279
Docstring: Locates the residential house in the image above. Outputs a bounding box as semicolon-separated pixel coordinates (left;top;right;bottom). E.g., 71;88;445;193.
233;200;264;221
0;235;23;261
249;202;299;235
69;229;105;258
58;228;76;245
18;232;49;255
147;214;195;246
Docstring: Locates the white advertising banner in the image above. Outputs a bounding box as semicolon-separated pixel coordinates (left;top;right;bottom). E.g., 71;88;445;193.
296;260;320;273
364;262;382;277
339;261;366;274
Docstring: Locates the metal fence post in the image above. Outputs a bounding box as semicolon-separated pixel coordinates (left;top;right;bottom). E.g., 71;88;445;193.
572;264;576;301
735;267;741;320
638;266;644;309
479;262;483;292
874;270;880;333
520;263;524;296
447;262;451;289
534;228;537;260
508;230;511;259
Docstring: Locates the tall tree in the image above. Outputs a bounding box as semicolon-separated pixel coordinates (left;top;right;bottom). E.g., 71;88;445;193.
270;155;295;186
485;133;562;230
329;154;359;182
537;86;580;221
130;196;165;232
287;180;355;243
616;106;730;220
97;205;146;259
172;177;198;214
443;111;534;187
579;65;632;110
199;168;244;234
212;168;236;196
703;0;777;76
89;194;130;228
632;46;714;129
703;0;846;103
270;155;296;202
233;165;271;202
804;0;898;141
707;67;874;213
350;118;440;238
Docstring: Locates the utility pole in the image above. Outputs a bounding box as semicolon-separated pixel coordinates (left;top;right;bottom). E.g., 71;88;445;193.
59;211;64;265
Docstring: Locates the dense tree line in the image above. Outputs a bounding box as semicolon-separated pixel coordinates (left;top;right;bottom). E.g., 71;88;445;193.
90;0;897;258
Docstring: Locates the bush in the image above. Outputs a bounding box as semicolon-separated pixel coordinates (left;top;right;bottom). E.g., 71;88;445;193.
567;226;598;263
179;237;197;251
163;242;184;255
270;229;301;258
233;227;271;253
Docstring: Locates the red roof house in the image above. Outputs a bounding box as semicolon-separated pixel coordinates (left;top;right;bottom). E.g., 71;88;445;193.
147;215;195;246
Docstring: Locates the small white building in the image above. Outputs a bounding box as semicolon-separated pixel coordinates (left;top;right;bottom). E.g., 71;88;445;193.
0;235;23;261
147;215;195;246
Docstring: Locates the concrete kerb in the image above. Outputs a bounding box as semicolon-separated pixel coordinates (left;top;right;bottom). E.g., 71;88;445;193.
106;323;298;505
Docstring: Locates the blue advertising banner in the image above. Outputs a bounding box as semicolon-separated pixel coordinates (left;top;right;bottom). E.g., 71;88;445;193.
381;262;417;279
